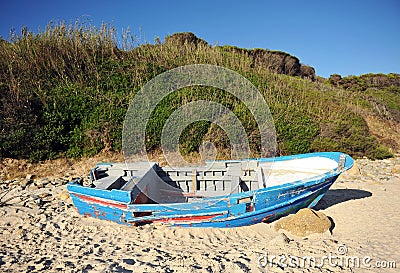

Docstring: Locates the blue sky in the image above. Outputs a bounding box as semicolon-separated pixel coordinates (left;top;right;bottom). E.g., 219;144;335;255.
1;0;399;78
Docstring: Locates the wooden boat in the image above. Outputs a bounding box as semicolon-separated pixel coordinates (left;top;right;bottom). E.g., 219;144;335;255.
67;152;354;228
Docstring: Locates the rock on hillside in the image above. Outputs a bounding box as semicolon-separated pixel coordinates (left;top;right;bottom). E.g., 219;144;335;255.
165;32;316;80
164;32;209;47
249;48;316;80
219;45;316;80
329;73;400;91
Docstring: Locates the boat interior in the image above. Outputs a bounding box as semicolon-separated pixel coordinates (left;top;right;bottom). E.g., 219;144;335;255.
89;156;339;203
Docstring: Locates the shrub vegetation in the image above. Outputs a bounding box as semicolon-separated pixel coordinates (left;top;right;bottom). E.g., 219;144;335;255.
0;21;396;161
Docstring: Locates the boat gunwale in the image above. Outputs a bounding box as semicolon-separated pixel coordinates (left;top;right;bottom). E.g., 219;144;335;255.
67;152;353;206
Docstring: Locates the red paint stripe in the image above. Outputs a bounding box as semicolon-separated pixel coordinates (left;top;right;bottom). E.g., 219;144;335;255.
73;193;128;209
73;193;224;224
153;213;225;223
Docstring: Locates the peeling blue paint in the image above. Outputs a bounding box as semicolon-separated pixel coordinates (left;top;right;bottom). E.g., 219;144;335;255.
67;152;354;228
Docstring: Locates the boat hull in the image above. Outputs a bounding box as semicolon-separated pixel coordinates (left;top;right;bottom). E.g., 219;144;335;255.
67;152;353;228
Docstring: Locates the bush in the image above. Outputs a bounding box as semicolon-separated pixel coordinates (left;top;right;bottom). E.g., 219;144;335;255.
0;22;396;161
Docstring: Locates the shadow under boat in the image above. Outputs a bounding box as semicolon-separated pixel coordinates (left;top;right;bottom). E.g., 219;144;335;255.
314;189;372;210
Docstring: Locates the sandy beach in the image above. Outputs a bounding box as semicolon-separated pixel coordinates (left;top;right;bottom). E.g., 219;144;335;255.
0;156;399;272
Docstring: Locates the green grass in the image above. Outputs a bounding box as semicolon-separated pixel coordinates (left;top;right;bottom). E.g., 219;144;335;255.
0;21;396;161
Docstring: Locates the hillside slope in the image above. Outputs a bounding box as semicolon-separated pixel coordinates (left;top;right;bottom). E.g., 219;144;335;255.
0;23;398;161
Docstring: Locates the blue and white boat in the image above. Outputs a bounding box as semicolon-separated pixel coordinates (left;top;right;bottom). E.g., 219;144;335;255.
67;152;353;228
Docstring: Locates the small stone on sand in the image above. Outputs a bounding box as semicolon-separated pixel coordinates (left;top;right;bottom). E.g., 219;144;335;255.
57;191;70;201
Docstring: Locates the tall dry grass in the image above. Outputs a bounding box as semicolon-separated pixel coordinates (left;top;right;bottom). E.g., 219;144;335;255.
0;21;393;161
